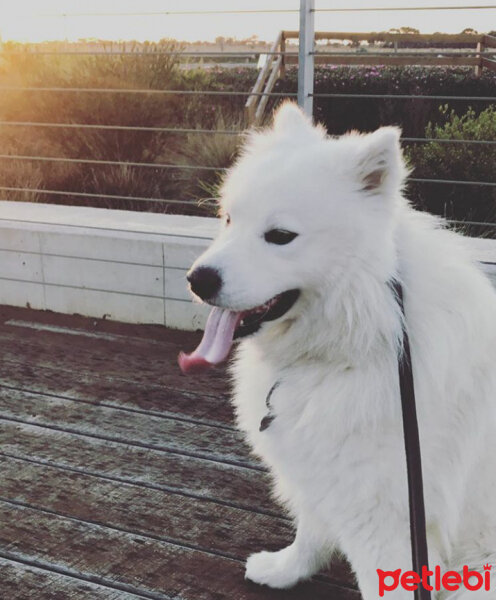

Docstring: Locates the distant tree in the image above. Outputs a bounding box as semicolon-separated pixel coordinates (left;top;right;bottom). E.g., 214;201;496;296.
389;27;420;35
461;28;478;34
387;26;421;49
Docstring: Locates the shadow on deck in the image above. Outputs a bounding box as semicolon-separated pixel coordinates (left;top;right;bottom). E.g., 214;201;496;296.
0;305;360;599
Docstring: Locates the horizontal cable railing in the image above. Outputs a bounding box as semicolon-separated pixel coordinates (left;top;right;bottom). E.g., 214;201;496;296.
402;138;496;146
0;122;242;135
314;4;496;11
0;186;216;207
34;9;302;16
2;176;495;189
311;93;496;100
30;6;496;16
1;50;496;57
448;220;496;228
311;51;496;56
0;4;494;232
0;86;296;97
0;51;286;57
0;122;494;145
0;87;493;101
409;178;496;187
0;154;222;170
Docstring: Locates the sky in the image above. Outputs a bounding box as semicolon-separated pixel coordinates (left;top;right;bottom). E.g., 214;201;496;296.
0;0;495;43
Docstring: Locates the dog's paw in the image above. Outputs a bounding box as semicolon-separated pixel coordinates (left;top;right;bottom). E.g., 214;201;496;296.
245;549;303;589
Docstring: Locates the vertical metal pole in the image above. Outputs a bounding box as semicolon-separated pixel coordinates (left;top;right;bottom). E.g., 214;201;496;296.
298;0;315;117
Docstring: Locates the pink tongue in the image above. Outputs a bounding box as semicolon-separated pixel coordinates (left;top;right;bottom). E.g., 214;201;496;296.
178;307;243;374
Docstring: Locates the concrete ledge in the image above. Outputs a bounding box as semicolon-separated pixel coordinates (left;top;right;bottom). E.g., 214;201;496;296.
0;202;494;330
0;202;218;330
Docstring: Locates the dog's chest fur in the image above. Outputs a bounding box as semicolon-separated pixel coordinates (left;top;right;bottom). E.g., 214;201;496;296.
231;339;408;532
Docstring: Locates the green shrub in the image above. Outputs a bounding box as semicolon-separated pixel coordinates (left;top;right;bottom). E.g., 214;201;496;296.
405;105;496;237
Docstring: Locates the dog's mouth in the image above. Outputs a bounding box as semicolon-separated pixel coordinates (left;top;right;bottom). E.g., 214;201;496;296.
178;289;300;374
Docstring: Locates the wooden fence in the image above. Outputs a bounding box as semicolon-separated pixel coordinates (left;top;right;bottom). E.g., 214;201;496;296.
245;31;496;125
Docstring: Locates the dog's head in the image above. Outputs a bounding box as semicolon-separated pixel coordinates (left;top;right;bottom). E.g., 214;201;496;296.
179;103;408;373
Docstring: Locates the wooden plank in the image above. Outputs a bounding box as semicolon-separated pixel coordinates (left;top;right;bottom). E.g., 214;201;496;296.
0;325;229;399
475;40;484;77
0;502;360;599
483;34;496;49
0;358;235;427
255;56;282;125
284;30;484;43
482;57;496;73
0;305;229;396
0;557;146;599
280;33;286;78
0;304;193;344
245;31;282;123
0;388;256;468
0;455;356;590
0;422;278;515
0;455;293;561
286;55;478;66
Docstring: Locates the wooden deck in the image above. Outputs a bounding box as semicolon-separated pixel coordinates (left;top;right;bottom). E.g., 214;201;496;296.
0;305;359;600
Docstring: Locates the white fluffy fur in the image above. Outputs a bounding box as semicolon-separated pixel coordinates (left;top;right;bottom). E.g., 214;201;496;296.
190;102;496;599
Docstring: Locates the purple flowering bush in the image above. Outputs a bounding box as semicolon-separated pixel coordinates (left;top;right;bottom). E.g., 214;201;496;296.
273;65;496;137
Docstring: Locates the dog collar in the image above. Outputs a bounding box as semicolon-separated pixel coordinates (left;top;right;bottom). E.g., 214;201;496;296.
259;380;281;431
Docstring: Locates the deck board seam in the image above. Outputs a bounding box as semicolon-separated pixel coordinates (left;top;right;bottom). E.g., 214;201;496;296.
0;382;237;431
0;550;172;600
0;496;247;563
0;355;229;402
0;415;265;471
0;451;289;520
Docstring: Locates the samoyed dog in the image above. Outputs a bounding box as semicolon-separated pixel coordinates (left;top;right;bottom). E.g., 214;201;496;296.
179;103;496;599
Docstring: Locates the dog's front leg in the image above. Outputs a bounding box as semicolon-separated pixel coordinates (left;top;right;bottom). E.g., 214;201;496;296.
245;516;333;589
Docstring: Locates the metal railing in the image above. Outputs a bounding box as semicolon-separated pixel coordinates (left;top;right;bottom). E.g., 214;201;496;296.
0;3;494;233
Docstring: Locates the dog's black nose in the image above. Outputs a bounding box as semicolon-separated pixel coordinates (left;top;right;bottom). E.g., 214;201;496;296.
187;266;222;301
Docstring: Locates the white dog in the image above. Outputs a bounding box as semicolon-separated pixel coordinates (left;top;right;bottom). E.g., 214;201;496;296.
179;103;496;599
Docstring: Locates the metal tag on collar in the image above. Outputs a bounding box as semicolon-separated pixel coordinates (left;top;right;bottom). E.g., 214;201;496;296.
259;380;280;432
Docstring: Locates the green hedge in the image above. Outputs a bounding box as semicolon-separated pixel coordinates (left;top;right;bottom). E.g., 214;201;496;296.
273;65;496;137
406;105;496;236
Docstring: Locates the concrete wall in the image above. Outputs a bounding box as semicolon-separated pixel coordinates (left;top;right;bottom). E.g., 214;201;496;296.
0;201;494;331
0;202;217;330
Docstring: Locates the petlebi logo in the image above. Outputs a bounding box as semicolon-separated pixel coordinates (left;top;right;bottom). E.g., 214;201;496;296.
377;564;492;596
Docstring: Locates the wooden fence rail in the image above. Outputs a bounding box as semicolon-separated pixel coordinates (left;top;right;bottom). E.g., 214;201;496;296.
245;32;496;125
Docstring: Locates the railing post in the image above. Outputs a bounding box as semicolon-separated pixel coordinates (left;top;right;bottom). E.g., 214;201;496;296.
475;37;484;77
297;0;315;117
280;32;286;79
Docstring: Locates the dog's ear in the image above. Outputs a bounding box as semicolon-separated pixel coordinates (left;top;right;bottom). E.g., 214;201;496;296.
273;102;316;136
355;127;406;194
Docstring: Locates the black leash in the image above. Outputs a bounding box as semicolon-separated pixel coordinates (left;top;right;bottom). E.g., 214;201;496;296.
393;281;432;600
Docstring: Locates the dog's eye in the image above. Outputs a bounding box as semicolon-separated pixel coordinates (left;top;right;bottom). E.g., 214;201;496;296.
264;229;298;245
224;213;231;226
